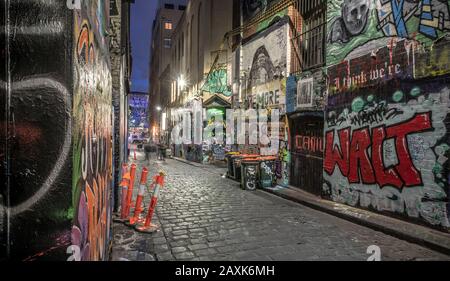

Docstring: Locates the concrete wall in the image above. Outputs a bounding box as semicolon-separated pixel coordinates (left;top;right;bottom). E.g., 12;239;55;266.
0;0;113;260
324;0;450;230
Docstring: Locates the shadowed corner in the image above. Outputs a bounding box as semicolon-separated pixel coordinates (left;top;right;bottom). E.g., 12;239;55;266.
0;193;5;261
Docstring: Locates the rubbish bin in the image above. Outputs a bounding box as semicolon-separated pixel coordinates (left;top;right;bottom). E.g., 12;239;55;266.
233;154;258;182
241;158;260;191
259;156;277;188
226;152;240;179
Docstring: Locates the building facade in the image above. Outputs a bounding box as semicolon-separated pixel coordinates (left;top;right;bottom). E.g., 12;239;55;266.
167;0;235;163
149;0;187;143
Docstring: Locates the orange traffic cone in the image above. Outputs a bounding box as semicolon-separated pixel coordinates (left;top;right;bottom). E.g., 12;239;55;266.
135;172;165;233
127;167;149;226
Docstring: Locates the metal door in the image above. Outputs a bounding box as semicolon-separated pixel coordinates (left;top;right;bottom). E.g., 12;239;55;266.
290;117;324;195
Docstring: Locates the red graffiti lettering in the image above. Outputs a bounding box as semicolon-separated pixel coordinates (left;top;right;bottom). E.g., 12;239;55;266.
295;135;324;153
349;128;375;184
371;126;403;188
324;128;350;176
324;113;433;189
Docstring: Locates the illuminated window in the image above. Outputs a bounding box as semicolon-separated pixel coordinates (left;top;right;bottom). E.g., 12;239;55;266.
164;22;172;30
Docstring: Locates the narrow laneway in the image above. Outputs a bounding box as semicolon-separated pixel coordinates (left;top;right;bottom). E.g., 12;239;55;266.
112;154;449;261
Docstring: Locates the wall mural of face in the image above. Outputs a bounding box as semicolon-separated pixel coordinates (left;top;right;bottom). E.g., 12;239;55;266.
249;46;275;88
342;0;370;36
328;0;371;43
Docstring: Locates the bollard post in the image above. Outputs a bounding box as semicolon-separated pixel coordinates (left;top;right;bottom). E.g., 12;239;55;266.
135;172;165;233
117;172;131;221
127;167;149;226
123;163;137;219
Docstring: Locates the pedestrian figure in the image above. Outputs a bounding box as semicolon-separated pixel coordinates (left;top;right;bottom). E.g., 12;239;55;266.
144;143;152;163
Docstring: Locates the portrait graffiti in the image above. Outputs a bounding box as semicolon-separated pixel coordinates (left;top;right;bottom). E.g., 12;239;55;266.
328;0;371;43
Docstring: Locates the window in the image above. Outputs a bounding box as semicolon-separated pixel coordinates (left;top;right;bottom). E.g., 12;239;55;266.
164;21;172;30
178;5;186;11
164;4;174;9
164;38;171;48
292;0;326;71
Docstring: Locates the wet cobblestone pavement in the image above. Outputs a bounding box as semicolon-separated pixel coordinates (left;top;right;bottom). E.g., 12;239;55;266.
112;154;450;261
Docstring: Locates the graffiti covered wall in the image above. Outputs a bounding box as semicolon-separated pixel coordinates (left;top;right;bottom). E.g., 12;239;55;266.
242;19;289;113
325;0;450;229
327;0;450;66
70;1;113;261
0;0;73;260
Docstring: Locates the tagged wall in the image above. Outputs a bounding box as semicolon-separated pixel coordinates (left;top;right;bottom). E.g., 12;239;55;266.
70;1;112;261
0;0;114;261
325;0;450;229
0;0;73;260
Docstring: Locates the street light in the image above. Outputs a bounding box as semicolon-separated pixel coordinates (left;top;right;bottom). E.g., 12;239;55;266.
156;106;162;111
178;75;186;89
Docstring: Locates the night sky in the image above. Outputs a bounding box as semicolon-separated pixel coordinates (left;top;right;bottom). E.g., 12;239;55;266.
130;0;158;93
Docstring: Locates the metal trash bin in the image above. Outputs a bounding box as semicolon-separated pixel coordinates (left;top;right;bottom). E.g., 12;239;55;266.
233;156;242;182
259;156;277;188
233;154;258;182
241;158;260;191
226;152;240;179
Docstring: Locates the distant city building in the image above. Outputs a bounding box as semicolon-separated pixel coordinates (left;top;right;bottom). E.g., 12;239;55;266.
149;0;187;143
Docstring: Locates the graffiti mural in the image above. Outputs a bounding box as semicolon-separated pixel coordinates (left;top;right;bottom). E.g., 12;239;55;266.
328;0;371;43
324;79;450;228
0;0;74;260
243;0;278;22
327;0;450;66
328;38;415;96
242;19;289;112
376;0;450;39
70;1;112;261
202;68;232;97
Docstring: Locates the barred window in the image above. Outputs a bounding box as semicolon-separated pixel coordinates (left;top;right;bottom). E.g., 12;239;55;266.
292;0;326;72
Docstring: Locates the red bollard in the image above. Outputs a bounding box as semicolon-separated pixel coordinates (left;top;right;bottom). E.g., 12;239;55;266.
123;163;137;219
128;167;149;226
121;163;128;176
119;172;131;220
135;172;165;233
